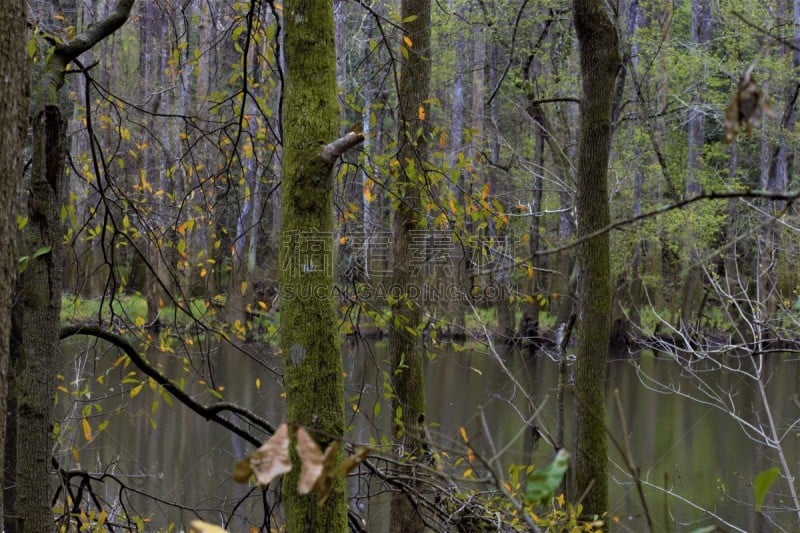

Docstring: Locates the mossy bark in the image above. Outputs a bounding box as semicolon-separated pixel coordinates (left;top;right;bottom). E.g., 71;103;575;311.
280;0;352;530
388;0;431;529
572;0;620;519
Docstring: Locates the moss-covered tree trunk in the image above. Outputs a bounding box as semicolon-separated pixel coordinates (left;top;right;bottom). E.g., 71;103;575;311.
10;3;134;530
388;0;431;529
572;0;620;519
0;4;29;528
280;0;363;529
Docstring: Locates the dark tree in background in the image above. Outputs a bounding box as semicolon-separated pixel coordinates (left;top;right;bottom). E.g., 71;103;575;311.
0;1;29;528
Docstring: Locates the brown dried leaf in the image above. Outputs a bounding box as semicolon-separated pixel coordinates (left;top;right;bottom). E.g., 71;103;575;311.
295;428;371;505
296;426;326;494
725;65;776;143
337;447;371;477
232;423;291;487
189;520;228;533
231;457;253;483
311;440;342;506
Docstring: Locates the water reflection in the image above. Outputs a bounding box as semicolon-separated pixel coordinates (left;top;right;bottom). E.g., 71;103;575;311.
58;338;799;531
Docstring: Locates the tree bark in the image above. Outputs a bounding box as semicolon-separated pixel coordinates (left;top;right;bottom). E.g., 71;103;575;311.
0;4;29;529
280;0;363;529
388;0;431;528
572;0;620;518
11;3;134;530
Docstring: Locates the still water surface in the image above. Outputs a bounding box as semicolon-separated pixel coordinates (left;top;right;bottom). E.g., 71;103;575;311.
59;338;799;531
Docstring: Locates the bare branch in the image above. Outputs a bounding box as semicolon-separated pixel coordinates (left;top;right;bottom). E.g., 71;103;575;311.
535;188;800;257
60;324;271;446
55;0;136;61
321;131;366;163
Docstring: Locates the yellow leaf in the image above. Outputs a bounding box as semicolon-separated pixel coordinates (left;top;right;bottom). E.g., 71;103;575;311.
481;182;490;201
82;418;92;441
459;426;469;443
403;35;413;47
418;106;426;121
130;382;144;398
189;520;228;533
255;378;261;391
233;423;292;486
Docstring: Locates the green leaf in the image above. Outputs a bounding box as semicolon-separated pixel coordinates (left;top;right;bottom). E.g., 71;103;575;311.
754;467;780;510
525;449;570;504
27;35;36;58
32;246;52;259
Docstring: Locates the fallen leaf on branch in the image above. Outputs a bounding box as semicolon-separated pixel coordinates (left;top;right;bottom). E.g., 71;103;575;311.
296;426;336;494
295;426;371;505
232;422;292;487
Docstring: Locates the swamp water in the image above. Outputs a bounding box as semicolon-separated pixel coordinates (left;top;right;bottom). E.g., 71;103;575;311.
58;338;800;531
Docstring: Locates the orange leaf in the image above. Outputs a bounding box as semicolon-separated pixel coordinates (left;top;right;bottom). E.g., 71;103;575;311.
82;418;92;441
418;106;426;121
403;35;413;47
363;177;375;203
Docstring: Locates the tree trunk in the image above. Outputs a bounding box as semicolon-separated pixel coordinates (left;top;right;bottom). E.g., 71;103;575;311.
388;0;431;528
11;3;134;529
14;104;66;533
572;0;620;518
0;4;29;528
680;0;711;325
280;0;363;529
